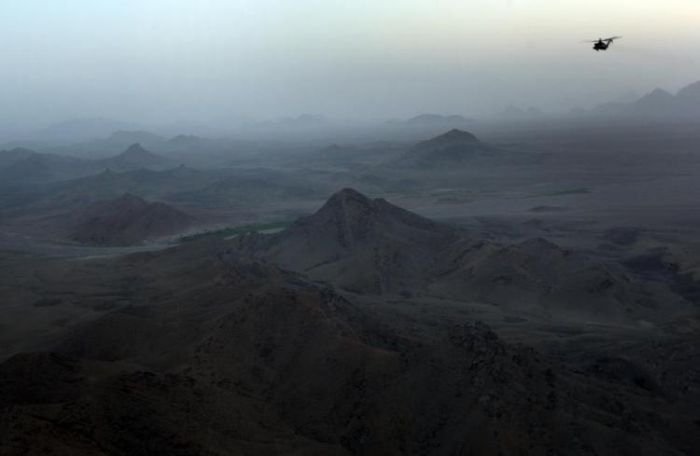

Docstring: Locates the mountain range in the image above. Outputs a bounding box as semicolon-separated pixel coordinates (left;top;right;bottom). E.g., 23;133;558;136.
0;143;175;186
593;80;700;118
0;186;698;454
229;188;688;322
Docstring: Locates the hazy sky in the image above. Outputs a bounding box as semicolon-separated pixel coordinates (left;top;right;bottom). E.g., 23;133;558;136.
1;0;699;129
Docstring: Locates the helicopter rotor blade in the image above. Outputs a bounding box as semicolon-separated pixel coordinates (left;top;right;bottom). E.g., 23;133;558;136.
581;36;621;43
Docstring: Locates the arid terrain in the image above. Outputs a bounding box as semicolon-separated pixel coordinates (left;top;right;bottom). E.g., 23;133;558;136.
1;115;700;455
4;0;700;452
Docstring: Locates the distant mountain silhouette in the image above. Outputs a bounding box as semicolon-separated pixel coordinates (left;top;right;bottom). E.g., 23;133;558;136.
592;80;700;118
0;147;35;168
403;114;470;125
72;193;195;246
676;80;700;101
36;118;143;141
248;114;331;131
499;105;544;119
167;134;204;147
99;143;172;171
0;153;52;183
416;128;479;146
398;129;494;167
282;113;327;126
634;89;676;113
106;130;165;148
43;166;213;208
385;114;474;133
0;151;94;184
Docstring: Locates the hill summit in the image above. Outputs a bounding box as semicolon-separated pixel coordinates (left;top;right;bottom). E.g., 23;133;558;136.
118;143;162;162
284;188;452;249
238;188;458;293
398;129;491;167
416;128;479;148
72;193;195;246
101;143;171;170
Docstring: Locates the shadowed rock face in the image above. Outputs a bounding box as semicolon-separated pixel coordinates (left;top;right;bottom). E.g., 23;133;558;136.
235;188;459;294
230;189;689;322
0;198;698;455
71;193;195;246
0;248;695;456
288;188;451;248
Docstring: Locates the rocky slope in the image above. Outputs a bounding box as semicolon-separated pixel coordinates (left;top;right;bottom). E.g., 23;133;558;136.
1;242;697;455
233;188;460;294
71;193;195;245
231;189;690;322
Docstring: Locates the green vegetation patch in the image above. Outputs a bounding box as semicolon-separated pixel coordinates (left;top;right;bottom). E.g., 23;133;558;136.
179;221;293;243
536;187;591;197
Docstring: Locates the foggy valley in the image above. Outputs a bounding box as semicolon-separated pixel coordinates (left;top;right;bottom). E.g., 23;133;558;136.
2;1;700;455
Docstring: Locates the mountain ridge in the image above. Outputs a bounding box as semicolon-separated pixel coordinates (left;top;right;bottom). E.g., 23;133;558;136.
231;188;689;321
593;79;700;118
71;193;195;245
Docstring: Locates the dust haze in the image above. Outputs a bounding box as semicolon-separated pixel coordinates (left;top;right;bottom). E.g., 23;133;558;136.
2;0;700;132
1;1;700;455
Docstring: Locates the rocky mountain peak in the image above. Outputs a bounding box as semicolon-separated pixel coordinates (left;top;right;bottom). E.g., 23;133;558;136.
419;129;479;148
320;188;374;212
72;194;194;246
121;143;150;157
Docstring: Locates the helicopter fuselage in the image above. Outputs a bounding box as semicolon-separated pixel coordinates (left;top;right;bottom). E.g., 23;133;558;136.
593;40;612;51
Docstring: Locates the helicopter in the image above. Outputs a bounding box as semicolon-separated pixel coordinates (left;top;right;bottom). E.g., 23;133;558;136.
587;36;622;51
